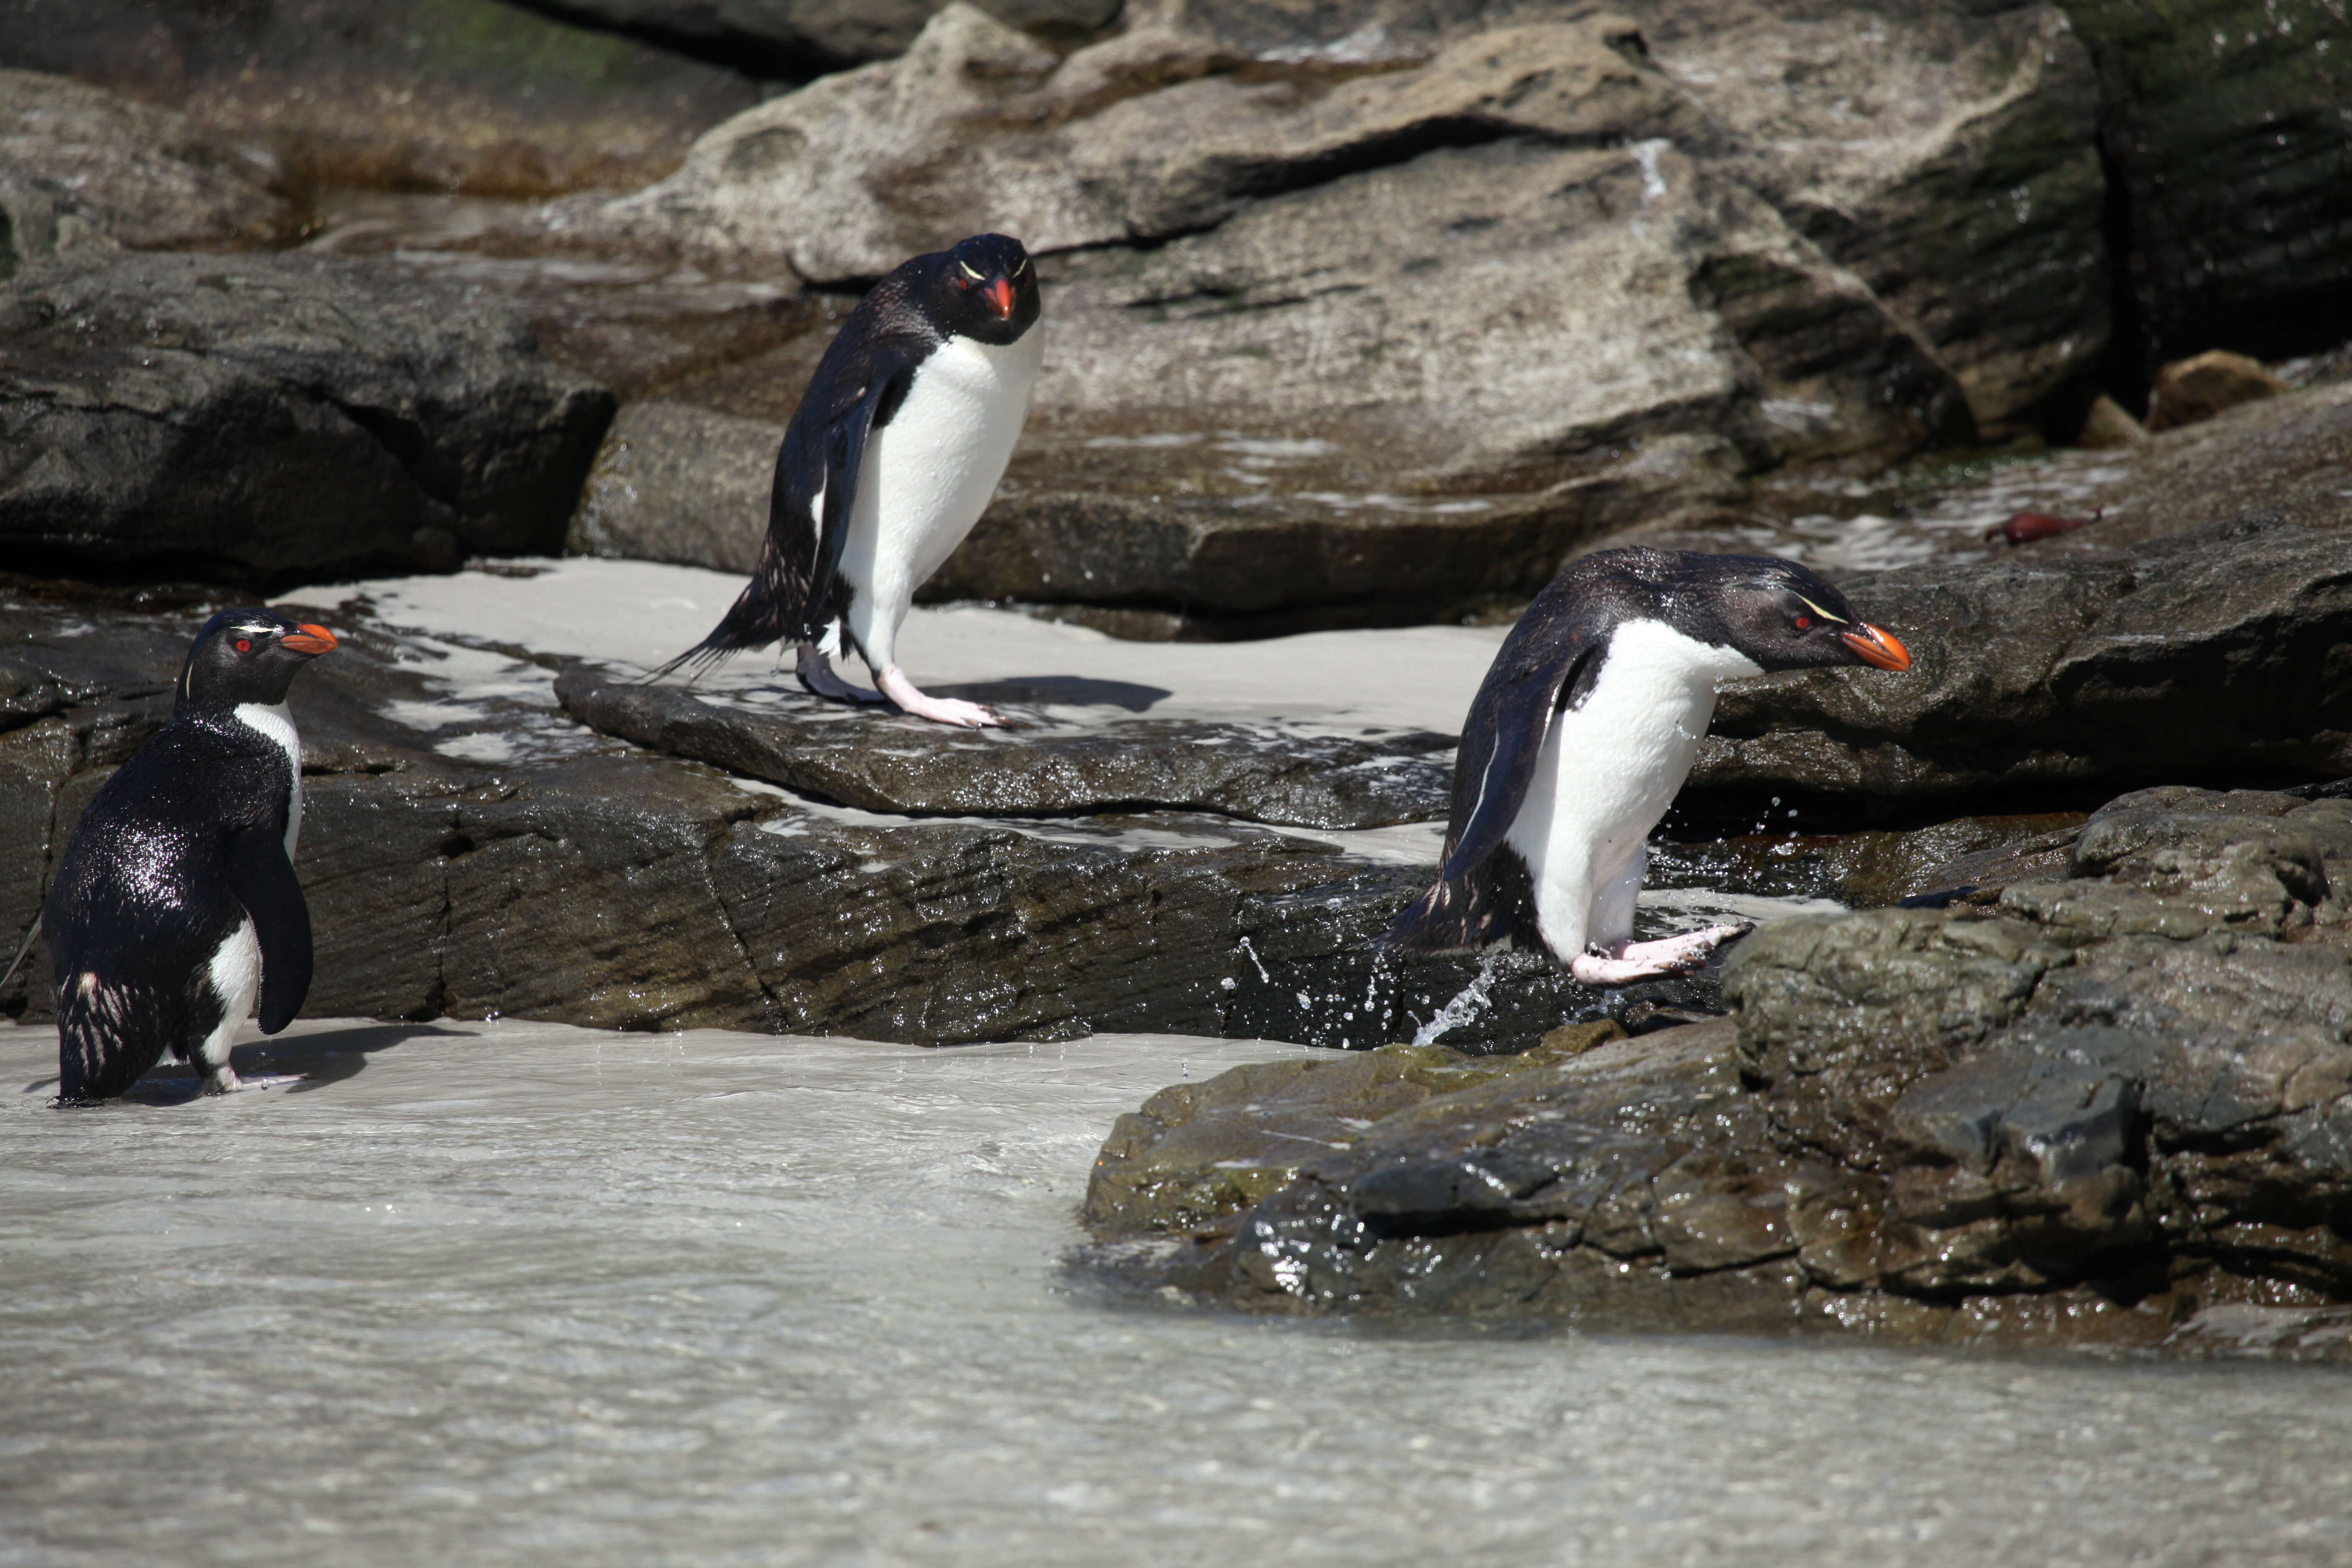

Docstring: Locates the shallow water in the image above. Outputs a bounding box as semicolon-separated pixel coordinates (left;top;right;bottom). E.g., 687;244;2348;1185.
4;1019;2347;1567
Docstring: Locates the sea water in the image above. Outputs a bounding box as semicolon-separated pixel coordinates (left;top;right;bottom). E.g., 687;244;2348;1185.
2;1019;2345;1567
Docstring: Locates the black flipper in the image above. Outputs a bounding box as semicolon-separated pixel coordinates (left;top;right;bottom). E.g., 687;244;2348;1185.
223;824;312;1034
1380;565;1619;953
654;333;926;680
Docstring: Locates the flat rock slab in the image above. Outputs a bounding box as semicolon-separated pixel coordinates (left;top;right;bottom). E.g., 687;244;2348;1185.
554;663;1457;830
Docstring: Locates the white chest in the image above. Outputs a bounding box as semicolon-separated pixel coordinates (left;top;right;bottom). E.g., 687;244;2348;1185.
234;701;304;857
1506;618;1761;902
852;330;1042;585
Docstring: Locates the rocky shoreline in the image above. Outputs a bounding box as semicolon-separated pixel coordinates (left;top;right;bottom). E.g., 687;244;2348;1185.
1074;783;2352;1359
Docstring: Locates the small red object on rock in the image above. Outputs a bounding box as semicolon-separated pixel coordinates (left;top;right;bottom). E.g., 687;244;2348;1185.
1987;506;2102;545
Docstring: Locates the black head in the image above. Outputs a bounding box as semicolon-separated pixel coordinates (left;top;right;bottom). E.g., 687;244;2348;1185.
917;233;1041;346
178;608;340;712
1680;554;1912;673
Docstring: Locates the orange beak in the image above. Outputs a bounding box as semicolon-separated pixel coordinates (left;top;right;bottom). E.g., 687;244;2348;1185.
281;623;339;656
1839;622;1911;671
983;276;1015;319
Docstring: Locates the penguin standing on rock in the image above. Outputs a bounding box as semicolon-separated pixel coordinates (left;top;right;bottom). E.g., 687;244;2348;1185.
39;609;338;1104
661;232;1044;728
1382;549;1912;985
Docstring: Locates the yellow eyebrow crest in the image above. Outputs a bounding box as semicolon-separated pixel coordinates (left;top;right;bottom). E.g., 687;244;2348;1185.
1795;596;1847;624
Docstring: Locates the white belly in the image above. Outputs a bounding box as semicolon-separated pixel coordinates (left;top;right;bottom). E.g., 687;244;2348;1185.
841;330;1042;670
234;701;304;856
1504;619;1761;959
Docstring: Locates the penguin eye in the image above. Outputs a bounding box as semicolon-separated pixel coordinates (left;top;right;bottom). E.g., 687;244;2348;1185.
234;638;253;653
1792;616;1812;631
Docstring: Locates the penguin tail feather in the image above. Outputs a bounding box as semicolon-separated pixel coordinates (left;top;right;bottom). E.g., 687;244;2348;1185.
645;570;805;685
1376;879;1488;954
54;977;174;1105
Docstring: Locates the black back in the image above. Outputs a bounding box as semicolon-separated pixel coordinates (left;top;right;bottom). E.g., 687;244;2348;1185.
662;233;1043;675
44;609;332;1102
1381;549;1890;954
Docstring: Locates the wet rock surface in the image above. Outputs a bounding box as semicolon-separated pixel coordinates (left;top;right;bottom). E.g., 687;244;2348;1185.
1075;784;2352;1354
505;0;1123;76
554;661;1454;829
0;250;615;581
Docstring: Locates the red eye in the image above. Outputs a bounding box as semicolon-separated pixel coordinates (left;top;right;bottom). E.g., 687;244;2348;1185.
235;638;253;652
1793;616;1812;631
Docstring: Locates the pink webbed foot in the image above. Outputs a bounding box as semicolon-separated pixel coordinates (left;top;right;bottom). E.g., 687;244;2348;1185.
1566;922;1753;987
875;665;1003;729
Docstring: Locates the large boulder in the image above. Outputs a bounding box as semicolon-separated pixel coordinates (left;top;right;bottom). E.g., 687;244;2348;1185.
1074;784;2352;1354
0;0;761;197
569;2;2030;622
0;250;615;580
0;70;302;273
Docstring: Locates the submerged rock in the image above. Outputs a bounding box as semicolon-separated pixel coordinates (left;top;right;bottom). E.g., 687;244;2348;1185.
554;662;1454;829
1075;784;2352;1353
0;250;615;581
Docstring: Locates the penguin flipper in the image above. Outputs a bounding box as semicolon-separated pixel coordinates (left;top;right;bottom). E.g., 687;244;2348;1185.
1381;591;1609;951
223;824;312;1034
655;348;921;678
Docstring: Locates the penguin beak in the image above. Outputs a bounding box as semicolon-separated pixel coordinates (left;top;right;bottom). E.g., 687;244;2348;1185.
983;276;1015;319
281;624;339;656
1839;622;1911;671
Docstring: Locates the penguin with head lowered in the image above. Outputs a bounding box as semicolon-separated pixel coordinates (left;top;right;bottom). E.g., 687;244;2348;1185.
40;609;338;1103
1382;549;1911;985
661;232;1043;727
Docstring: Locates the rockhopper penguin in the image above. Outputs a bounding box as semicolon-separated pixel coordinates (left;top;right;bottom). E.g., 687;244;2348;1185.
41;609;338;1104
661;233;1043;727
1382;549;1911;984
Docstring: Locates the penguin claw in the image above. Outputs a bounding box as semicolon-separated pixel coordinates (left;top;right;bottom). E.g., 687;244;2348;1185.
200;1065;242;1096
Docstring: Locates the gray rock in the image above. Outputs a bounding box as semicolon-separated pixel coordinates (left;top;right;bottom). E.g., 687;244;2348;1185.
1075;784;2352;1352
565;3;1993;619
2066;0;2352;369
504;0;1123;75
567;399;776;574
0;250;615;580
1694;499;2352;798
0;0;762;198
0;70;300;274
554;661;1456;828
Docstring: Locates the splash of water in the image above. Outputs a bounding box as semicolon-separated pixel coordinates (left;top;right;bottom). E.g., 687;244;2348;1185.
1410;949;1506;1048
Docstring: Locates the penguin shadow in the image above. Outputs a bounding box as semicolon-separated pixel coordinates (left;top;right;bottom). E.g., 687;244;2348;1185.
923;676;1171;727
25;1022;471;1106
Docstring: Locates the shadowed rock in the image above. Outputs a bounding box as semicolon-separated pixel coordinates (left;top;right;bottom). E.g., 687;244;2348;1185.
0;250;615;581
554;660;1455;828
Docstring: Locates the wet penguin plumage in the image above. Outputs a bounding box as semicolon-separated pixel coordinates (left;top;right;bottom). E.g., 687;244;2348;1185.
43;609;338;1104
663;232;1044;728
1383;549;1912;985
